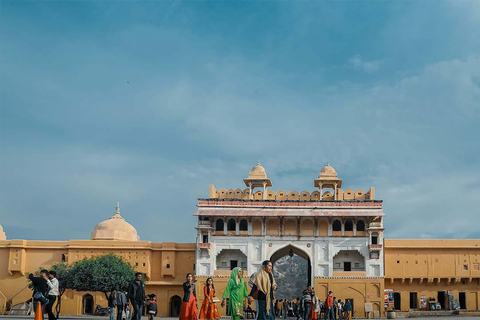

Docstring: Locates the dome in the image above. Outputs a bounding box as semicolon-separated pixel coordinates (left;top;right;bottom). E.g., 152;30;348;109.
90;203;139;241
248;162;268;179
318;163;338;179
0;224;6;241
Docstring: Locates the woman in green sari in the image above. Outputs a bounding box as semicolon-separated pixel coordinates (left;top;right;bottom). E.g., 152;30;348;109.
221;267;248;320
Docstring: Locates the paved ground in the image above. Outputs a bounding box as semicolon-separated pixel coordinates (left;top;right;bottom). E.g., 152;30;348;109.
1;317;480;320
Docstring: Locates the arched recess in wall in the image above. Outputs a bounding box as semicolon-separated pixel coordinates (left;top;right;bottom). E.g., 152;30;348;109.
283;218;297;236
336;287;366;317
270;244;312;286
252;219;262;236
333;250;366;272
169;295;182;317
266;219;280;236
333;220;341;231
216;249;247;270
215;219;224;232
345;220;353;231
300;218;315;236
82;294;94;314
227;219;236;231
239;219;248;231
357;220;365;231
318;220;328;236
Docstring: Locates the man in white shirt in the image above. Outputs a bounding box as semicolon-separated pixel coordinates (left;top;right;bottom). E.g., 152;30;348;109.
43;271;59;320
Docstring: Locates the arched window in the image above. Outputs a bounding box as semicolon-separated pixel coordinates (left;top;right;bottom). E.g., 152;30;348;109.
227;219;236;231
333;220;341;231
215;219;224;231
357;220;365;231
345;220;353;231
239;219;248;231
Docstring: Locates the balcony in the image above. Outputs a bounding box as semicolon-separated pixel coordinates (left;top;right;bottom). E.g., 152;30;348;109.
197;243;212;249
368;244;383;251
197;221;213;229
367;222;383;229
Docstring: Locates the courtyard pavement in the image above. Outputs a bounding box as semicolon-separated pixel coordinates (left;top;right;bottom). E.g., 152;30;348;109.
1;317;480;320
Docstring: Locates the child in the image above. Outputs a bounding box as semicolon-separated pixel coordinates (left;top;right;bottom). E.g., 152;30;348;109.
146;294;158;320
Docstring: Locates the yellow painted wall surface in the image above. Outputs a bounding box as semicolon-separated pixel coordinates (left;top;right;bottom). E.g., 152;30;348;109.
314;278;385;318
384;239;480;312
0;239;195;316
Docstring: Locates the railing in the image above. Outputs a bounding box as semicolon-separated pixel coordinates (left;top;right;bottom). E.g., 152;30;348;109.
198;221;212;227
368;244;383;250
197;243;212;249
368;222;382;228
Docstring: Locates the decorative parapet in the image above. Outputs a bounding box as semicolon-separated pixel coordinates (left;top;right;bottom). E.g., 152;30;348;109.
208;185;375;201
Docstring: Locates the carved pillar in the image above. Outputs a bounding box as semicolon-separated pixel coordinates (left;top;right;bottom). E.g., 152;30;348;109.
262;217;266;236
223;217;227;235
297;217;301;236
353;218;357;237
280;217;284;236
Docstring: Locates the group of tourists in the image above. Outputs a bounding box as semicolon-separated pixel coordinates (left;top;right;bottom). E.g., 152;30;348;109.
178;261;354;320
273;299;293;318
108;272;158;320
179;260;277;320
30;265;352;320
28;270;59;320
293;287;352;320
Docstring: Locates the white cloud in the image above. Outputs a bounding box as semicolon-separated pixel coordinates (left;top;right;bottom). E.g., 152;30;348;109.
346;55;383;73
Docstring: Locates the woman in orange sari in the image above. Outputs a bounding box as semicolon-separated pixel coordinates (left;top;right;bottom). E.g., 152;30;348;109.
179;273;198;320
199;277;220;320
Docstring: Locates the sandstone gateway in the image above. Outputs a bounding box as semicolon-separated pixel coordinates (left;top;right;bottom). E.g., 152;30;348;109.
1;163;479;317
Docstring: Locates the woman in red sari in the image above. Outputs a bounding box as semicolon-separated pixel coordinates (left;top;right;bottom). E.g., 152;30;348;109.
199;277;220;320
179;273;198;320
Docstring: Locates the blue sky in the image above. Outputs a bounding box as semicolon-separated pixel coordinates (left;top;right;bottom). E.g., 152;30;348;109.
1;1;479;242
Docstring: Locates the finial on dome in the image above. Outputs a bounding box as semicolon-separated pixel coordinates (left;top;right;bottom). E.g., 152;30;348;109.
111;202;123;219
326;162;330;166
257;159;260;165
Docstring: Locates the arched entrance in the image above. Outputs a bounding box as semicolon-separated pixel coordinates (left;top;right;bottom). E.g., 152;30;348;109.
270;244;312;299
82;294;94;315
169;295;182;317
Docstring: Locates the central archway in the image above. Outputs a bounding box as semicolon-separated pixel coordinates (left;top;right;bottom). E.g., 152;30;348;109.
270;244;312;300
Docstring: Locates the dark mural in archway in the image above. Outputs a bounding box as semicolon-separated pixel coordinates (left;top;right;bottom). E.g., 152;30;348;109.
271;245;311;300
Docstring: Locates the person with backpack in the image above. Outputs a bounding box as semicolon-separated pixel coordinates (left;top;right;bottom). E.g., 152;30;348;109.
29;269;50;319
342;300;352;320
146;294;158;320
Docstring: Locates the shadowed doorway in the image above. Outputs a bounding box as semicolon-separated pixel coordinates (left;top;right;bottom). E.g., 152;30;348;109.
271;245;311;300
